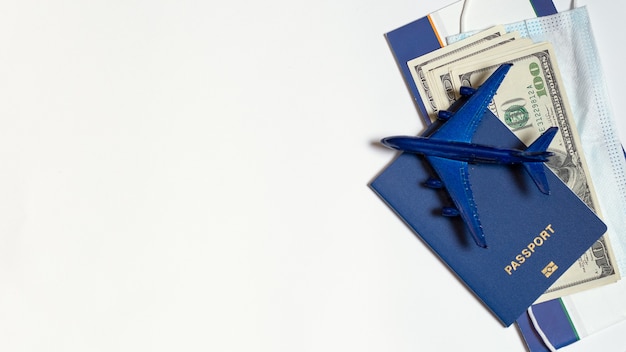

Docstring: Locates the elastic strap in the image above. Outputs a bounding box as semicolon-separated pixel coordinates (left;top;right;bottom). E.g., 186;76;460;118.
459;0;472;33
460;0;578;33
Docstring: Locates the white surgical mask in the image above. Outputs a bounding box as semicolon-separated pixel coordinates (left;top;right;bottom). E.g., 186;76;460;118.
511;8;626;274
451;7;626;273
450;7;626;350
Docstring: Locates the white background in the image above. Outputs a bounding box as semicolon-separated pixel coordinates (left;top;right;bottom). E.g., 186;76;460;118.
0;0;624;351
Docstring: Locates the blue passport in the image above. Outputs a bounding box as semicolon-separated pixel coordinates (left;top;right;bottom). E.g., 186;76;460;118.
370;111;607;326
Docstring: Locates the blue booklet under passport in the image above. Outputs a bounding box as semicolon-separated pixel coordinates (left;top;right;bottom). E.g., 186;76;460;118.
370;110;606;326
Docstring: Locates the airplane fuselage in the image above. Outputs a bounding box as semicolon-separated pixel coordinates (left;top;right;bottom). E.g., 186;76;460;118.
381;136;552;164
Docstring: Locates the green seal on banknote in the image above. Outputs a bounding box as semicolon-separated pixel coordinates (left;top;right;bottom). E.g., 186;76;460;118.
503;105;529;129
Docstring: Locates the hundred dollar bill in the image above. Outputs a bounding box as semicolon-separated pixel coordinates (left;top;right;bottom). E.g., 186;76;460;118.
423;35;532;117
407;26;504;120
443;42;620;301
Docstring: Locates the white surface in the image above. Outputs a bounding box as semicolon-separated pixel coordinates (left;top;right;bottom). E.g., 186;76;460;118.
0;0;624;351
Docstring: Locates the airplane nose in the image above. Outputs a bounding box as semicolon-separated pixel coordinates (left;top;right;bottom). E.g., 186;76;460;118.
381;137;402;150
381;137;395;149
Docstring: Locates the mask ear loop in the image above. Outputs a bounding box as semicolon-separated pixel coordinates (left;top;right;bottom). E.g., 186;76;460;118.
461;0;579;33
459;0;471;33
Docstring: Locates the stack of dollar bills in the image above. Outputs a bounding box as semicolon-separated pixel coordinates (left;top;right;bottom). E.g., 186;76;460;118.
407;26;620;301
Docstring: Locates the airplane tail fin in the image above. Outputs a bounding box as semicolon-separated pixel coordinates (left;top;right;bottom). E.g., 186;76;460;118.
526;126;558;154
522;127;558;195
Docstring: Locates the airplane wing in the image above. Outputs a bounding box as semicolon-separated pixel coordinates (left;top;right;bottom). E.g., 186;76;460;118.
425;155;486;248
421;64;513;247
427;63;512;143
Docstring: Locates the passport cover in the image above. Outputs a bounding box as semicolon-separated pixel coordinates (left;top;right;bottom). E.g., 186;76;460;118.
370;111;607;326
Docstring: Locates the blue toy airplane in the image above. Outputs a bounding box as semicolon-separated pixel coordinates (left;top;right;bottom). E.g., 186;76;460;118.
381;64;558;248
